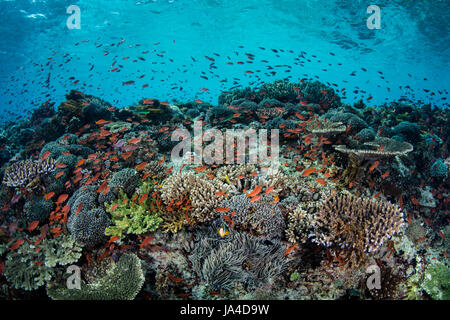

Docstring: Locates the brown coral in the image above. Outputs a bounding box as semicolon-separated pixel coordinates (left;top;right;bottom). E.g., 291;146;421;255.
160;171;231;223
312;193;405;269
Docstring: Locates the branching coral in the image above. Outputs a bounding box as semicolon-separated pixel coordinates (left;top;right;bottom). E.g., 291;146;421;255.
312;193;405;269
161;171;231;223
219;194;285;240
109;168;140;195
46;253;145;300
285;206;314;244
422;262;450;300
2;157;56;188
104;189;163;237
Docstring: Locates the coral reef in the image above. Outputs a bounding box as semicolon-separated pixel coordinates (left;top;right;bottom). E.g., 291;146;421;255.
219;194;285;240
105;189;163;237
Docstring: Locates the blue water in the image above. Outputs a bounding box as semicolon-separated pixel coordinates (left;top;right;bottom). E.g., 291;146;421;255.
0;0;449;124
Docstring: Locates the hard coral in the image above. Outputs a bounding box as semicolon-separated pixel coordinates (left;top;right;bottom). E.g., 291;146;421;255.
219;194;285;240
67;208;110;247
161;171;231;223
312;193;405;268
105;189;163;237
47;253;144;300
2;157;56;188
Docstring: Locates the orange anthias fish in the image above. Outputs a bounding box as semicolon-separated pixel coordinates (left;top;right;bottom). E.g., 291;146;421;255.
283;244;297;256
128;137;141;144
75;159;86;167
248;185;262;198
27;221;39;233
10;239;25;251
167;273;184;283
95;119;111;126
41;151;51;161
215;207;230;213
55;163;68;169
301;168;316;177
139;236;155;248
44;192;55;200
135;162;147;171
139;193;148;205
380;171;390;179
369;161;380;172
55;171;64;179
56;194;69;205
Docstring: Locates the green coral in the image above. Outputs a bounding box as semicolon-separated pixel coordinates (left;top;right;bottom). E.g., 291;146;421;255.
422;262;450;300
105;185;163;237
46;253;145;300
3;234;82;291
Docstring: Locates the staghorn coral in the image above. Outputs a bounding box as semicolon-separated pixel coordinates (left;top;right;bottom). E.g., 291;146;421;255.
161;171;231;223
312;193;405;268
219;194;285;240
2;157;56;188
67;208;110;247
46;253;145;300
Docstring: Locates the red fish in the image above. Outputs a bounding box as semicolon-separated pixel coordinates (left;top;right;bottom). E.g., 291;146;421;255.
28;221;39;233
44;192;55;200
10;239;25;251
41;151;51;161
57;194;69;205
139;236;155;248
283;244;297;256
369;161;379;172
301;168;316;177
